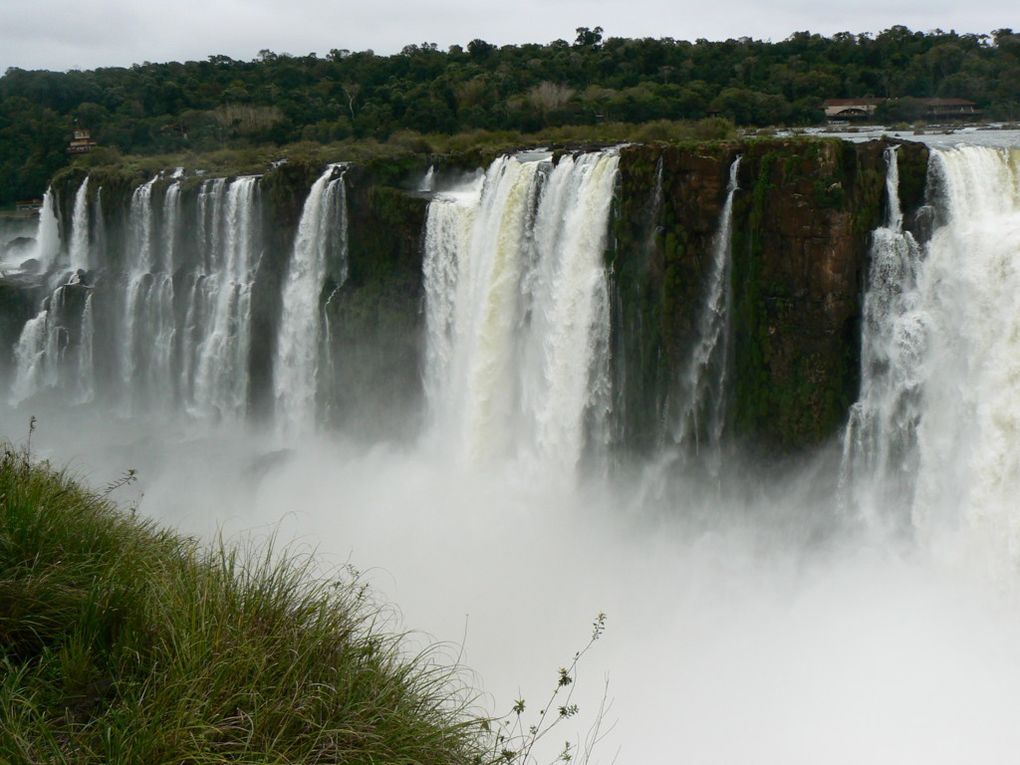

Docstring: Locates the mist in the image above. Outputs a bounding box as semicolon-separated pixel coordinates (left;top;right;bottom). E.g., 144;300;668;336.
6;403;1020;763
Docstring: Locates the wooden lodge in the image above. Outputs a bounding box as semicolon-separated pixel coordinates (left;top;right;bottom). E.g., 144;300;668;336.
823;97;982;123
922;98;982;119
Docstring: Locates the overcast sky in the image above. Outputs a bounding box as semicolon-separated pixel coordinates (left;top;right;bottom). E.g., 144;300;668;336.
0;0;1013;74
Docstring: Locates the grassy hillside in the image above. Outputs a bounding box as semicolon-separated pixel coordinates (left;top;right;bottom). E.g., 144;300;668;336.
0;443;484;764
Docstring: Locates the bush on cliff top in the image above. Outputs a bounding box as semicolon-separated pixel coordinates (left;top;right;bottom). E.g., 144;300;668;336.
0;443;484;764
61;118;738;184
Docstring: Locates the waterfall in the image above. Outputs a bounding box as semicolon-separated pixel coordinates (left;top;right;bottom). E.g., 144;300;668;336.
840;146;925;527
34;187;60;271
10;286;80;404
121;175;158;405
181;178;227;401
523;152;617;466
76;291;95;404
9;170;270;422
10;310;52;404
69;177;90;271
422;150;619;469
422;177;483;427
419;165;436;192
162;181;181;272
845;145;1020;576
668;156;741;458
93;187;106;263
191;176;260;420
274;164;348;433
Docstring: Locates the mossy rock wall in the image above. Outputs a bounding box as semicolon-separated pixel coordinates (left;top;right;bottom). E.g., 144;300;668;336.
610;142;740;452
321;173;427;439
613;137;929;454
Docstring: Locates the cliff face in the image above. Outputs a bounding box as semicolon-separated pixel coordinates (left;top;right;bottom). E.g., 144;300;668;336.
14;137;928;453
611;138;929;453
734;139;928;451
324;177;427;439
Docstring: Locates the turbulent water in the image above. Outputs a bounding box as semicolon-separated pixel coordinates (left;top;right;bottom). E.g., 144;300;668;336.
10;173;269;421
845;144;1020;578
840;146;926;527
274;164;347;435
34;187;60;271
69;176;90;272
7;142;1020;763
423;151;618;469
187;175;261;420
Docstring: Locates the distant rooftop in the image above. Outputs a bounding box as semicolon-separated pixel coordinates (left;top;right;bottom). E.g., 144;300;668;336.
823;97;980;121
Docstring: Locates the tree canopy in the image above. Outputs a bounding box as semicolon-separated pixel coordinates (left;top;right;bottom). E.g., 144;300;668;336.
1;26;1018;204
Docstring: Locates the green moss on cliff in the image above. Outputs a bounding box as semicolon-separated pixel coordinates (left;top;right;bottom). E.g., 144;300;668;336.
730;151;773;441
323;179;428;438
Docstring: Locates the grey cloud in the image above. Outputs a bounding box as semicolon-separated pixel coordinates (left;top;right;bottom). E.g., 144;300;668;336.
1;0;1014;73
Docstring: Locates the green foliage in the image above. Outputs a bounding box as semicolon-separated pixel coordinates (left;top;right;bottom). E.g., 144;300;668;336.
0;445;486;764
484;613;609;765
2;26;1016;203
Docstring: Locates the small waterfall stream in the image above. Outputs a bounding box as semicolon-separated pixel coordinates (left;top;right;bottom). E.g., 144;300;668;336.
69;177;90;272
273;164;348;434
668;155;741;458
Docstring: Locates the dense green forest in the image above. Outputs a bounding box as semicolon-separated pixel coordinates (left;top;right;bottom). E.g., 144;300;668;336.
2;25;1019;204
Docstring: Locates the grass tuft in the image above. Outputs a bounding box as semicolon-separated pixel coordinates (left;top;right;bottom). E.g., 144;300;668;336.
0;444;484;764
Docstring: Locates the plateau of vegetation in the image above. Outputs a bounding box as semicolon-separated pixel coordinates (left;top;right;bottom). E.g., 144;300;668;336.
2;26;1019;204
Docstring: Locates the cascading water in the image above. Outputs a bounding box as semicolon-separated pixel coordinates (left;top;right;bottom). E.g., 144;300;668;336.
69;177;90;272
10;309;54;404
93;187;106;263
667;156;741;459
422;150;619;470
190;176;261;420
180;178;228;403
274;164;348;434
840;145;925;527
422;177;482;423
419;165;436;192
10;285;83;403
845;144;1020;577
33;187;60;271
76;291;95;404
162;181;181;272
11;172;265;420
121;175;166;407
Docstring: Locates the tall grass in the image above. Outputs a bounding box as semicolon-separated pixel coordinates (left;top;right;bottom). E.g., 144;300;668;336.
0;444;485;764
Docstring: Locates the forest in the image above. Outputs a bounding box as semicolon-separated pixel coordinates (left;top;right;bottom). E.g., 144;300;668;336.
1;25;1019;205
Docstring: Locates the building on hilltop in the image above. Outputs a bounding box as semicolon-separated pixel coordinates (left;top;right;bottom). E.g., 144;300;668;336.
67;129;98;155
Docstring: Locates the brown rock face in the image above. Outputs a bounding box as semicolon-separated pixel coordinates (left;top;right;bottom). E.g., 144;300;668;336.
612;138;929;455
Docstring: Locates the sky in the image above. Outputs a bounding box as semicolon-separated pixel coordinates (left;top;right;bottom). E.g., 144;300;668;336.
0;0;1013;74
